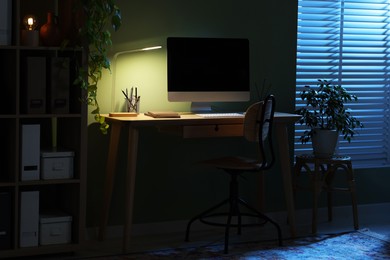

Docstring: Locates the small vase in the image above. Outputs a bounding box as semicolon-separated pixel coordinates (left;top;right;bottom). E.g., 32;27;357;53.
40;12;62;46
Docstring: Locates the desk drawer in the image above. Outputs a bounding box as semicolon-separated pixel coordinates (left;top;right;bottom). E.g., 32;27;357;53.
183;124;243;138
158;124;244;138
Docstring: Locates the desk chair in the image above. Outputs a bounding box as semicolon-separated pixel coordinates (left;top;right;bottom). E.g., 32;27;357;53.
185;95;282;254
294;154;359;234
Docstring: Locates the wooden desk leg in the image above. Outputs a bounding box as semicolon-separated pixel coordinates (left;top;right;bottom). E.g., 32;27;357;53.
275;123;297;238
123;126;139;252
99;122;122;241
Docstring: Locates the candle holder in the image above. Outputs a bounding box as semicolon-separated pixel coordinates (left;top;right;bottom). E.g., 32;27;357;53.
21;14;39;46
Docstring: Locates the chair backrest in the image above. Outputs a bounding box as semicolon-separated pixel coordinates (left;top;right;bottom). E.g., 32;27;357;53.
243;95;276;169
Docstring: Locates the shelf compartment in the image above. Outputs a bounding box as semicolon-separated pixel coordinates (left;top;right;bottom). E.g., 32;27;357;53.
0;49;17;114
0;119;17;183
19;49;84;115
19;183;81;245
19;118;82;182
0;188;14;251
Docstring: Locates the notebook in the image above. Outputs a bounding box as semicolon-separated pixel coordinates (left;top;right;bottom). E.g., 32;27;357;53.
145;111;181;118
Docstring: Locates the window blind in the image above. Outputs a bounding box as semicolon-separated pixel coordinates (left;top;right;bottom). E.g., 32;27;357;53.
295;0;390;168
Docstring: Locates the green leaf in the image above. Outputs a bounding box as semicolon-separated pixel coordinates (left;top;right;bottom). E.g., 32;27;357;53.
92;108;99;114
296;79;363;143
75;0;121;134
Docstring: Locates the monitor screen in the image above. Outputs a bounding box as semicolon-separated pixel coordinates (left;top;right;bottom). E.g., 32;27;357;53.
167;37;250;110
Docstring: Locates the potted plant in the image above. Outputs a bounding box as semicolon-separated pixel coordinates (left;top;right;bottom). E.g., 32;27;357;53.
72;0;122;134
296;79;363;158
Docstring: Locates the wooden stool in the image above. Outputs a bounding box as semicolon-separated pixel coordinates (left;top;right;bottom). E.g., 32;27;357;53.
293;154;359;233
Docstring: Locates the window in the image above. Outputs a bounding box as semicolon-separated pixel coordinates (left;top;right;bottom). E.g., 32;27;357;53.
295;0;390;168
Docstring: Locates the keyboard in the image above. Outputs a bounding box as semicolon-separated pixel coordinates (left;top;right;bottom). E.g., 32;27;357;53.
196;112;244;118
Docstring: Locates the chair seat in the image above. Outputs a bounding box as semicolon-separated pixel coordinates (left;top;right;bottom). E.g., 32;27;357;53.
202;156;265;171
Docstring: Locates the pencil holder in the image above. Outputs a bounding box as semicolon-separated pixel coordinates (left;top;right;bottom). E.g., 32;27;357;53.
126;96;140;113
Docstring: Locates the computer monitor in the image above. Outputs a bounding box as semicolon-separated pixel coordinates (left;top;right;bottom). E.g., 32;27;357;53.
167;37;250;112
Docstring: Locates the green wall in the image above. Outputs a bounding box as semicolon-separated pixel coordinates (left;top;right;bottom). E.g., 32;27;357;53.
86;0;390;228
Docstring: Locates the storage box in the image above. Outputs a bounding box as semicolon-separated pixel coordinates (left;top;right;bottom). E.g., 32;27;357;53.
25;57;47;114
49;57;70;114
41;149;74;180
20;191;39;247
21;125;40;181
39;213;72;245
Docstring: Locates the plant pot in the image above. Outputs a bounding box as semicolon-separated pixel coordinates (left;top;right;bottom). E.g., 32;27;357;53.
311;129;339;158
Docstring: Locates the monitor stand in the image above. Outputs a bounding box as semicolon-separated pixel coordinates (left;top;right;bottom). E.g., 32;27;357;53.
191;102;213;113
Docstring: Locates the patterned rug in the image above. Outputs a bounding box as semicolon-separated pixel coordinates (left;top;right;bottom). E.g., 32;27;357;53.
90;229;390;259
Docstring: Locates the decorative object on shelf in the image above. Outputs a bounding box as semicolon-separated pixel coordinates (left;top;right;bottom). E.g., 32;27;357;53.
122;87;140;113
21;14;39;46
295;79;363;158
39;12;62;46
23;14;37;30
73;0;122;134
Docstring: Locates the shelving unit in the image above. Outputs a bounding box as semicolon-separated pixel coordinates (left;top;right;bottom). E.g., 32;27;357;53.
0;0;87;258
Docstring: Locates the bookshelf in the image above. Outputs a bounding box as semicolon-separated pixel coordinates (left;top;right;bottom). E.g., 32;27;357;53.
0;0;87;257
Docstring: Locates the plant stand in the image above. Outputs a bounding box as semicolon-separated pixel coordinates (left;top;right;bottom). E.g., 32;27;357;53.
293;154;359;234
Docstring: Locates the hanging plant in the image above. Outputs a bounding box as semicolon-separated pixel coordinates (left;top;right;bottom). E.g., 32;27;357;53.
73;0;122;134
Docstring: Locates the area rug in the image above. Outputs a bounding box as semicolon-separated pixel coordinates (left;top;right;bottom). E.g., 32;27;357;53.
90;229;390;259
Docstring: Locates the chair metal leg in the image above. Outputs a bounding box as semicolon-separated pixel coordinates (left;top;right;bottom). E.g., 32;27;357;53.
224;174;239;253
185;173;282;253
185;198;229;242
239;198;283;246
229;174;242;235
224;206;233;254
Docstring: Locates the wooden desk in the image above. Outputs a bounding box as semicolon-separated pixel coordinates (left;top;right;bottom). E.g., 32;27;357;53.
98;112;301;251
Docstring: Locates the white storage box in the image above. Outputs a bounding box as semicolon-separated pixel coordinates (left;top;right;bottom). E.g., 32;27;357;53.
41;149;74;180
39;213;72;245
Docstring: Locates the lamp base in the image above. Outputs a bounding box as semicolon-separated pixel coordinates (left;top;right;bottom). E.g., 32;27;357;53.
21;30;39;46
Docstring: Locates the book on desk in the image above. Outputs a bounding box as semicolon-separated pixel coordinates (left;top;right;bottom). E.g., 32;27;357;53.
145;111;181;118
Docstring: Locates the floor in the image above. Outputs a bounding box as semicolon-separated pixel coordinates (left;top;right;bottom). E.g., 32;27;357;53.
33;202;390;259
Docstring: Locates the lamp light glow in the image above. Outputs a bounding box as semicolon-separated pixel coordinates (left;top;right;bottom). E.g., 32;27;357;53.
111;45;163;111
141;46;162;51
114;46;162;57
23;15;38;31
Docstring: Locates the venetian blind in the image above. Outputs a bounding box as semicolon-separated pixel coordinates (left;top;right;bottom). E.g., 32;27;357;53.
295;0;390;168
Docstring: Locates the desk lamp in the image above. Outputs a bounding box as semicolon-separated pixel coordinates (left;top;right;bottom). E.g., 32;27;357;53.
110;46;162;115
